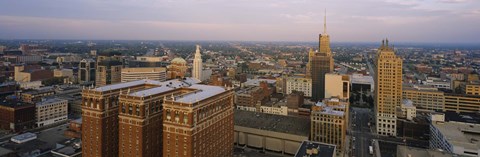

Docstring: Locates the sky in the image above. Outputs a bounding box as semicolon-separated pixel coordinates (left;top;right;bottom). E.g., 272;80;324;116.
0;0;479;43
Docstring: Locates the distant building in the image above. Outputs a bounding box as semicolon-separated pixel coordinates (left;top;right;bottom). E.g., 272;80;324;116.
325;73;350;100
35;98;68;127
128;56;169;68
287;91;304;109
64;118;82;139
275;76;287;94
54;68;74;83
0;101;35;132
20;88;55;103
18;81;42;90
95;52;123;87
430;119;480;156
294;141;336;157
192;45;203;81
14;65;53;83
167;57;188;79
3;55;42;64
121;67;166;82
286;77;312;97
375;39;402;136
311;98;348;154
235;86;267;107
78;59;96;85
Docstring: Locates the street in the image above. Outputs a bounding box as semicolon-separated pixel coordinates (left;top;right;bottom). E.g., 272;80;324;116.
350;107;374;157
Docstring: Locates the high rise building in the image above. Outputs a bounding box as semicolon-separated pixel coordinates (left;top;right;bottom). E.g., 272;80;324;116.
374;39;402;136
311;11;334;101
162;85;234;157
192;45;203;81
121;67;167;82
96;52;123;87
306;48;315;78
79;59;96;85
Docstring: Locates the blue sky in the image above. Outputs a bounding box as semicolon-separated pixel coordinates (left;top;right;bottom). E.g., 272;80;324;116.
0;0;479;43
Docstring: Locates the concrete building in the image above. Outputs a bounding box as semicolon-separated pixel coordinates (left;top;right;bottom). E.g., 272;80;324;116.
121;67;167;82
192;45;203;81
402;85;444;111
295;141;336;157
375;39;402;136
444;93;480;113
162;84;234;157
18;81;42;90
311;98;348;155
234;110;310;155
78;59;96;84
129;56;169;68
20;88;55;103
54;68;74;83
286;77;312;97
430;119;480;156
275;76;287;94
35;98;68;127
325;73;350;100
234;86;268;107
96;52;123;87
396;145;456;157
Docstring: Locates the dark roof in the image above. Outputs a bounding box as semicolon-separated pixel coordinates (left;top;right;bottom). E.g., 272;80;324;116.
234;109;310;136
98;60;123;66
444;111;480;124
97;51;122;56
294;141;336;157
0;100;34;108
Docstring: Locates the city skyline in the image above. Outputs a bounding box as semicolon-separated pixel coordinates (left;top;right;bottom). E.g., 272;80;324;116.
1;0;480;43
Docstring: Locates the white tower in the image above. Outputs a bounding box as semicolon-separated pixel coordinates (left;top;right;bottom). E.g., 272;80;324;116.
193;45;203;81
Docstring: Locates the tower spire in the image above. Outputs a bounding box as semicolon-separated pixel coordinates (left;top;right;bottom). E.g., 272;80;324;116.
324;9;327;34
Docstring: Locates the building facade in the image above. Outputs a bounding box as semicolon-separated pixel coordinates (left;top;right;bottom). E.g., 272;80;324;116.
402;86;444;111
167;58;188;79
121;67;167;82
375;39;402;136
35;98;68;127
325;73;350;100
162;85;234;157
311;98;348;154
286;77;312;97
444;93;480;113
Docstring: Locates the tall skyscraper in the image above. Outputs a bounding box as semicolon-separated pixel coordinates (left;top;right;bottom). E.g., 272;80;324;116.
96;52;123;87
374;39;402;136
192;45;203;81
311;11;334;101
163;85;234;157
306;48;315;78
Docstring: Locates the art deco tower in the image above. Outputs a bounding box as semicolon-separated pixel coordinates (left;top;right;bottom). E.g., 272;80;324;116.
192;45;203;81
311;10;334;101
374;39;402;136
306;48;315;78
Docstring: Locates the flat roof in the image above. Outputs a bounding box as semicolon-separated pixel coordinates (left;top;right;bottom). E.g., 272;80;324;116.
432;121;480;150
93;77;200;92
294;141;336;157
396;145;454;157
127;78;201;97
36;98;67;107
234;110;310;136
350;74;374;85
174;85;225;104
244;79;276;86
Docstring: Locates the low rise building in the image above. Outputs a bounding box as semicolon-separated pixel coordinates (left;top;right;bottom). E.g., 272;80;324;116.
35;98;68;127
121;67;167;82
398;99;416;120
430;119;480;156
234;110;310;155
20;88;55;103
402;85;444;111
350;73;374;93
0;101;35;132
286;77;312;97
444;93;480;113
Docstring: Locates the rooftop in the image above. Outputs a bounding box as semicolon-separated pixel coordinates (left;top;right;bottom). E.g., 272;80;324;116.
94;78;200;92
294;141;336;157
173;85;226;104
127;78;201;97
350;73;374;85
234;110;310;136
432;121;480;151
244;79;276;86
36;98;67;107
396;145;455;157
